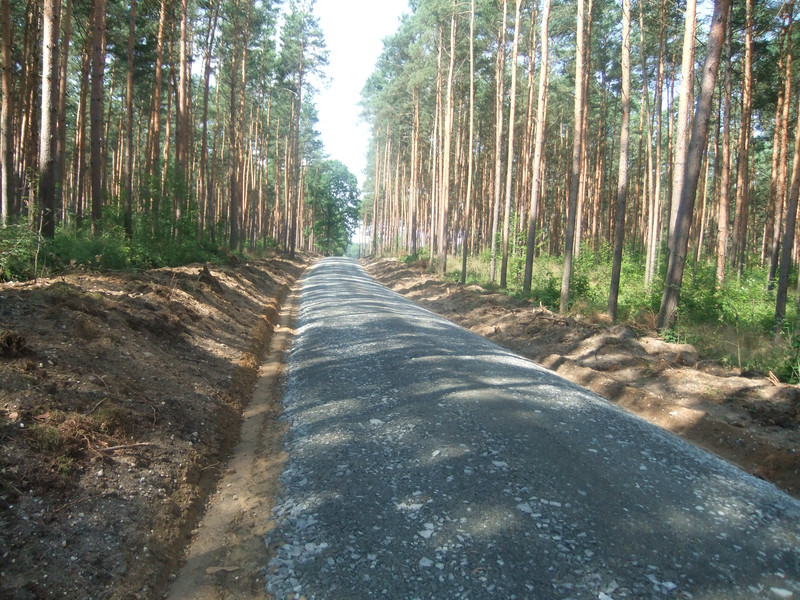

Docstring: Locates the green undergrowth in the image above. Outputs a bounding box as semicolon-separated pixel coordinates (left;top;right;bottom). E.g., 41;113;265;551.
393;244;800;383
0;211;278;281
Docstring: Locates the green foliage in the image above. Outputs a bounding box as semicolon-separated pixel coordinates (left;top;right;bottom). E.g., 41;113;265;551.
0;208;234;281
307;160;361;256
402;247;430;265
0;221;39;281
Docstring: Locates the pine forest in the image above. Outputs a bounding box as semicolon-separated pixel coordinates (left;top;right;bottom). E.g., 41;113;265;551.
3;0;800;379
360;0;800;379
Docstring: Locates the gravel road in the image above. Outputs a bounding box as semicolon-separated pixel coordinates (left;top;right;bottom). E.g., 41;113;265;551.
264;258;800;600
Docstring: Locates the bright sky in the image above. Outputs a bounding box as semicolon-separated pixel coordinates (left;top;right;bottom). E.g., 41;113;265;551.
312;0;410;185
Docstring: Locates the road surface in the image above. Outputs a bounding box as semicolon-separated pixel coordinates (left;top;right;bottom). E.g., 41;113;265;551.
265;258;800;600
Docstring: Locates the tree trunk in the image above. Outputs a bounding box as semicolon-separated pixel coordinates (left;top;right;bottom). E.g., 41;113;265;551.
229;1;241;250
715;5;732;286
147;0;168;230
668;0;696;245
608;0;631;322
199;0;220;239
437;3;456;274
54;0;71;223
460;0;475;285
560;0;586;313
500;0;522;289
123;0;136;238
90;0;106;232
775;97;800;326
38;0;61;237
0;0;12;224
489;0;507;283
523;0;551;294
733;0;753;277
175;0;189;217
657;0;731;330
769;6;794;286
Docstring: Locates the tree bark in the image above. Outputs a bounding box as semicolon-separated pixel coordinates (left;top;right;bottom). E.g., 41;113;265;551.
460;0;475;285
607;0;631;322
489;0;507;283
560;0;586;312
54;0;71;224
523;0;551;294
437;3;457;274
769;6;794;286
199;0;220;239
657;0;731;330
123;0;136;238
669;0;696;245
500;0;522;289
715;5;732;286
733;0;753;277
38;0;61;238
89;0;106;232
775;96;800;326
0;0;12;224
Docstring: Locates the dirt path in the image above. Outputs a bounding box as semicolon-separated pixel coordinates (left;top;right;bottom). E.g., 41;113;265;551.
363;257;800;500
166;283;299;599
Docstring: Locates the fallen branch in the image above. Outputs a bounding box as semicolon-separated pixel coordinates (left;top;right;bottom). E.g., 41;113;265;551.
101;442;156;452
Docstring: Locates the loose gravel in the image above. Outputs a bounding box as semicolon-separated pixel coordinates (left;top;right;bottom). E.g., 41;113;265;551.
264;258;800;600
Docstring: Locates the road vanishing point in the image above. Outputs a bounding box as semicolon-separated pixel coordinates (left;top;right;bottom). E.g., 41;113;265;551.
264;258;800;600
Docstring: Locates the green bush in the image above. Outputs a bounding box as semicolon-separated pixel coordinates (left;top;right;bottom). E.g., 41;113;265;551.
0;221;38;281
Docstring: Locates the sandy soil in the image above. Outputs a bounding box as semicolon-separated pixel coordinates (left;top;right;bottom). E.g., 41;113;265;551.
363;257;800;500
0;256;309;600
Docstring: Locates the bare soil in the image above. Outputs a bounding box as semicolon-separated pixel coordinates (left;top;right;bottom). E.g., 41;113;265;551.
363;257;800;500
0;256;310;600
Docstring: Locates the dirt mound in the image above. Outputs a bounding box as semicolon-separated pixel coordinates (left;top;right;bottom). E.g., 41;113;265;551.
363;257;800;500
0;257;309;600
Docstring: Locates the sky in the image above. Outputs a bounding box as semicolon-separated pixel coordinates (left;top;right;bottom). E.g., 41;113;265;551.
312;0;410;186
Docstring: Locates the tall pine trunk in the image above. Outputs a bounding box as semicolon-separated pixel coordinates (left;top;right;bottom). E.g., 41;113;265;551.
460;0;475;285
608;0;631;322
657;0;731;330
560;0;586;312
500;0;522;288
437;4;456;274
733;0;753;277
38;0;61;237
0;0;12;224
523;0;551;294
90;0;107;232
489;0;507;283
123;0;136;238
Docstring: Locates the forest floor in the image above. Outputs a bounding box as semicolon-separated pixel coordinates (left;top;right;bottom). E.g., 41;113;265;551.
363;257;800;501
0;255;310;600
